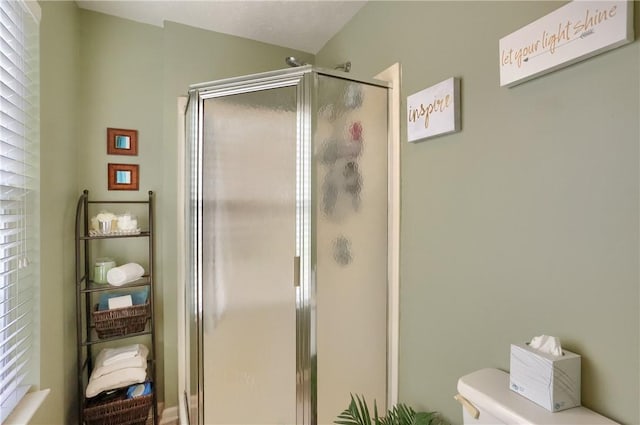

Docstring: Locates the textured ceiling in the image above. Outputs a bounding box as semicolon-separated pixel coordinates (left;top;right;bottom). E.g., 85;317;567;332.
76;0;366;54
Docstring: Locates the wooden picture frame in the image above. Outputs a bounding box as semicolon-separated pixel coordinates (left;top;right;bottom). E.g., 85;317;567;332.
107;128;138;155
108;163;139;190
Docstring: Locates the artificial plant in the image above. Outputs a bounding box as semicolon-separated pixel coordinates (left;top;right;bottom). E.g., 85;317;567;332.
335;394;448;425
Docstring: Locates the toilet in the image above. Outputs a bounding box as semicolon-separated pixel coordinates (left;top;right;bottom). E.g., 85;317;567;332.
456;368;618;424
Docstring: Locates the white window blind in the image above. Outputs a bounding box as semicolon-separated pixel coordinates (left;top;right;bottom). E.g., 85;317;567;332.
0;0;39;422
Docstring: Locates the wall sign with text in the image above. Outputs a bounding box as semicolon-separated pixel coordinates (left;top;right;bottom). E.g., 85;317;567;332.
499;0;634;87
407;77;461;143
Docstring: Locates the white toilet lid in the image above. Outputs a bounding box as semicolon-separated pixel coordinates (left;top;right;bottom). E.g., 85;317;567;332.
457;368;618;425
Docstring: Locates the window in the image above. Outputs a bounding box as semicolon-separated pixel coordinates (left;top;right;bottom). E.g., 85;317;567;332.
0;0;40;421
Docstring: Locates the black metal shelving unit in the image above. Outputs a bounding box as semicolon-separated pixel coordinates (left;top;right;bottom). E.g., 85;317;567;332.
75;189;158;425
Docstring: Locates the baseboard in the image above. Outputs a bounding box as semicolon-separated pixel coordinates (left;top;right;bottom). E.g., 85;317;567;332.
159;403;179;425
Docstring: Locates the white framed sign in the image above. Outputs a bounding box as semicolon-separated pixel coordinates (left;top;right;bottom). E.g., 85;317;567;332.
499;0;634;87
407;77;460;143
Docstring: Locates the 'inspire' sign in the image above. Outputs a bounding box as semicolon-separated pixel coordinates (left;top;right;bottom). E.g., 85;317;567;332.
407;77;460;143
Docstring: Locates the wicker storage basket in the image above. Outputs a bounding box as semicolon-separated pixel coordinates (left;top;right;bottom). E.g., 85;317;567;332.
84;393;152;425
93;302;150;339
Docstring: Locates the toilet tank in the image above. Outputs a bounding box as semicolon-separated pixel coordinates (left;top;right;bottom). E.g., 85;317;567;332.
456;368;618;425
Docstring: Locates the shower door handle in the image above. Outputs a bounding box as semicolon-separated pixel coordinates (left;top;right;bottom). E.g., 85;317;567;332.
294;256;300;287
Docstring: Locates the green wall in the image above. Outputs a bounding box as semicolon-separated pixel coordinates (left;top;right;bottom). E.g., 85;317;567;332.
35;2;79;423
317;2;639;424
76;5;165;406
37;4;313;422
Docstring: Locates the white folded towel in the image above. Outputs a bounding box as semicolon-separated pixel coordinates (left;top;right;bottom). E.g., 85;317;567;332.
90;355;147;382
107;263;144;286
90;344;148;386
98;344;147;367
85;367;147;398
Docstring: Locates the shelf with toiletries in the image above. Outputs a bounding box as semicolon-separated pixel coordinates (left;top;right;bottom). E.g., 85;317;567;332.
75;190;158;425
81;275;151;293
80;231;151;240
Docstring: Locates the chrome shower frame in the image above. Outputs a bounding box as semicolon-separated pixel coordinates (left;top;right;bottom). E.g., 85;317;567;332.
185;65;390;425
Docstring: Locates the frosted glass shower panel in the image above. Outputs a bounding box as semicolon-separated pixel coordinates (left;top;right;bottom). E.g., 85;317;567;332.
201;87;297;424
315;76;389;422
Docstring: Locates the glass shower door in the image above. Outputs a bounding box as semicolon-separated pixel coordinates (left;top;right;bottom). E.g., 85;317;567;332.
201;86;298;424
314;75;389;423
185;68;391;425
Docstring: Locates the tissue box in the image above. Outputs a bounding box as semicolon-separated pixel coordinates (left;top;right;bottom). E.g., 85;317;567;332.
509;343;581;412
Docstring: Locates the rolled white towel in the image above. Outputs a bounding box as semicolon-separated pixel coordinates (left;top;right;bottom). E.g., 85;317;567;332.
107;263;144;286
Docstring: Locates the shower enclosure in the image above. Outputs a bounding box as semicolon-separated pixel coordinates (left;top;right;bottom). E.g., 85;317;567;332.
184;66;390;424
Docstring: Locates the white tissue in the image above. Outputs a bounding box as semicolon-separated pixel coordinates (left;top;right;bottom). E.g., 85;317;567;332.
107;263;144;286
529;334;563;356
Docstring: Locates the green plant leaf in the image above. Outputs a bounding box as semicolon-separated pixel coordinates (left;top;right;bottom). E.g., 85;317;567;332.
335;394;450;425
335;394;371;425
356;394;372;425
412;411;437;425
374;399;382;425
